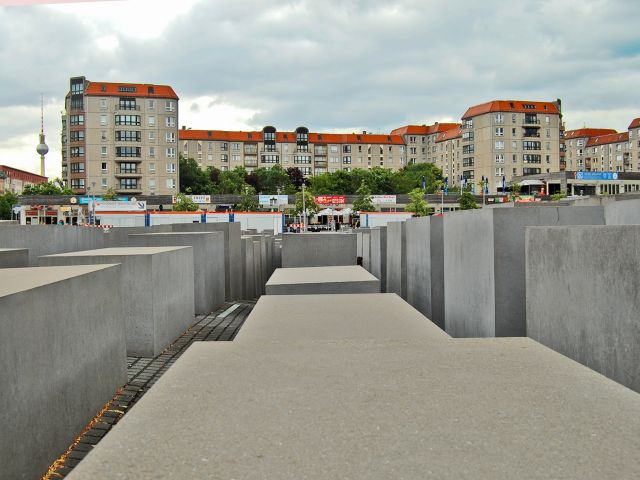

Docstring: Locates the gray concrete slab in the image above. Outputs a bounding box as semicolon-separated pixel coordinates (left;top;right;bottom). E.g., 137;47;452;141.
104;225;173;247
405;216;445;329
241;237;256;299
172;222;242;301
66;339;640;480
604;198;640;225
38;247;194;356
361;230;371;271
526;225;640;393
128;232;225;314
386;221;407;299
443;206;605;338
282;233;357;267
236;293;448;343
252;239;263;297
265;266;380;295
0;225;105;265
0;247;28;268
0;265;126;480
369;226;387;291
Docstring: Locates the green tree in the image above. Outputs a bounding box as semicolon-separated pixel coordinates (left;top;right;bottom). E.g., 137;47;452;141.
173;193;199;212
352;181;375;212
458;191;479;210
287;167;306;190
22;179;72;195
216;166;249;194
237;185;259;212
103;187;117;200
179;156;213;193
245;165;294;194
404;188;430;216
509;182;521;202
294;189;318;216
390;163;441;194
0;191;18;220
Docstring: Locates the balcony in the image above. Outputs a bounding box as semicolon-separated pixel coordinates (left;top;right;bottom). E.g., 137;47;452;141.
314;147;328;155
523;130;540;138
244;158;258;167
523;117;540;125
244;145;258;154
115;168;143;177
116;157;142;163
116;184;142;193
314;158;327;167
117;104;141;111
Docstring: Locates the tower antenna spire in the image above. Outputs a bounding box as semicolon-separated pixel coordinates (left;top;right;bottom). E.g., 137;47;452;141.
36;93;49;177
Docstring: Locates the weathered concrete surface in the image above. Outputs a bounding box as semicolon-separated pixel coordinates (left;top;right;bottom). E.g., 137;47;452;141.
282;233;357;267
245;235;268;295
66;339;640;480
128;232;225;314
405;216;445;330
526;225;640;393
0;247;28;268
0;225;105;265
252;239;263;297
444;206;605;338
104;225;173;247
241;237;256;299
361;230;371;271
265;266;380;295
369;226;387;291
38;247;194;356
0;265;126;480
386;221;407;299
172;222;242;301
604;198;640;225
236;293;448;343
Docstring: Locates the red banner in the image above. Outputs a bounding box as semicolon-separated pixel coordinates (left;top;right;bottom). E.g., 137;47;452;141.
314;195;346;205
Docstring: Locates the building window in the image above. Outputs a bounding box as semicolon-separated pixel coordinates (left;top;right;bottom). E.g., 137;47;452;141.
165;116;176;128
115;115;141;126
101;130;107;141
495;141;505;150
293;155;311;164
495;154;504;163
462;145;474;154
495;113;504;123
115;131;141;142
148;100;155;110
523;141;541;151
495;167;504;176
166;132;176;143
165;101;175;112
463;157;474;167
261;154;279;164
343;145;351;153
523;154;542;164
100;115;107;126
330;145;338;153
70;162;85;173
101;178;108;188
232;143;240;151
495;127;504;136
70;130;85;142
221;142;228;151
149;163;156;173
342;156;352;164
232;155;240;162
166;178;176;189
116;146;141;157
101;162;107;172
101;146;107;157
166;162;176;173
221;154;228;163
166;147;176;158
148;178;156;190
70;179;85;189
149;131;156;141
70;147;85;157
119;178;139;190
512;113;517;123
149;147;156;157
70;115;84;126
148;116;156;127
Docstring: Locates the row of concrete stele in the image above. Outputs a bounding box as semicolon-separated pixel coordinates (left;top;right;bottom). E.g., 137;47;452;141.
41;262;640;478
0;222;281;480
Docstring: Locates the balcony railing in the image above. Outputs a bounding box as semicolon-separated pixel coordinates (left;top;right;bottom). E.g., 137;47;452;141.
116;185;142;192
117;104;141;111
523;117;540;125
115;168;143;177
244;159;258;167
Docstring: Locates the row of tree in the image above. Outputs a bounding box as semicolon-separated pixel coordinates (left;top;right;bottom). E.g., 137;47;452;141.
179;156;447;196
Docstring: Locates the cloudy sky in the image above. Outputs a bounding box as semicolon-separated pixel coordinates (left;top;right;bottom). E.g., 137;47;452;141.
1;0;639;178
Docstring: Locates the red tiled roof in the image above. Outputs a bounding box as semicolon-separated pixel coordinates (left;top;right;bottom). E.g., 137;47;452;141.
179;129;405;145
628;118;640;130
564;128;617;139
84;81;179;100
435;126;462;143
0;165;48;182
390;123;460;136
179;130;262;142
462;100;559;119
586;132;629;146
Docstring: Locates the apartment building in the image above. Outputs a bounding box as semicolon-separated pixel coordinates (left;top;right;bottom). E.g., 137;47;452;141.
0;165;47;194
583;132;630;173
434;126;462;185
460;100;562;193
629;118;640;171
564;129;617;171
180;126;407;176
390;123;460;165
62;76;179;196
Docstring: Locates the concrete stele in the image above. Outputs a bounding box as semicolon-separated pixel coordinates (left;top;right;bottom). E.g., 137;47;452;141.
265;266;380;295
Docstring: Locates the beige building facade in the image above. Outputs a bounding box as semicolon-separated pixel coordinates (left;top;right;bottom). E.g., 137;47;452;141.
460;100;562;193
628;118;640;171
62;76;179;196
180;127;407;176
433;126;462;185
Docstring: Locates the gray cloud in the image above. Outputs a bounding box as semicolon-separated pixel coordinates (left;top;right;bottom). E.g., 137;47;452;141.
1;0;639;158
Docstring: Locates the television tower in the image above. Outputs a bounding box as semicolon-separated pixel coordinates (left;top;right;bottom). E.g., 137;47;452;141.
36;94;48;177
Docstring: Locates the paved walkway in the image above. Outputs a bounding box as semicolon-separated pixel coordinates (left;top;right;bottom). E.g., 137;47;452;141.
45;301;254;479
